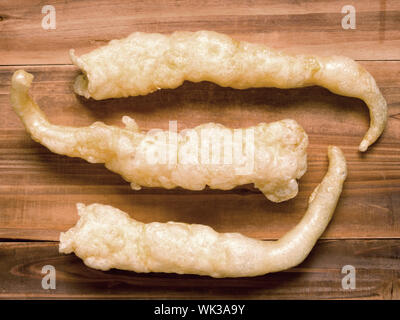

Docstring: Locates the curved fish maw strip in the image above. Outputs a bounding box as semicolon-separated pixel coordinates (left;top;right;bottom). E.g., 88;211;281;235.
70;30;387;152
11;70;308;203
59;146;347;278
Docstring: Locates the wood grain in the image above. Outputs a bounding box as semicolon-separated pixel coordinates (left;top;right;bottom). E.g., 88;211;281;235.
0;0;399;64
0;0;399;299
0;240;399;299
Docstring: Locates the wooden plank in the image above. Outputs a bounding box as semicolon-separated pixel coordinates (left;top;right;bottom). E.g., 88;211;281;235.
0;63;399;241
0;0;399;301
0;240;398;299
0;0;399;64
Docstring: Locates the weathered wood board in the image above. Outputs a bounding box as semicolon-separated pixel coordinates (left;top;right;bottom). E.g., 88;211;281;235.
0;0;399;299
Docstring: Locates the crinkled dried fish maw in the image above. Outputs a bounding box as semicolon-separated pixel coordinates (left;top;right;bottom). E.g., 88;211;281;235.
59;146;347;278
71;31;387;152
11;70;308;202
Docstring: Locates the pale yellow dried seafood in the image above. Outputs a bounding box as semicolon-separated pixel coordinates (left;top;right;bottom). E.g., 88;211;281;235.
71;31;387;151
11;70;308;202
59;146;347;278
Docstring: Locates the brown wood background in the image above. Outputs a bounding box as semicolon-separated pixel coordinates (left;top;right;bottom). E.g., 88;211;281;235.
0;0;399;299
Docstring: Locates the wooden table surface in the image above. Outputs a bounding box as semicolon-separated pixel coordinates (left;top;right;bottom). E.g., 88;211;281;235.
0;0;399;299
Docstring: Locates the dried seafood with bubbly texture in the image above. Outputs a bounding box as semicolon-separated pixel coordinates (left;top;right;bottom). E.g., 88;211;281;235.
11;70;308;202
70;30;387;151
59;146;347;278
